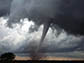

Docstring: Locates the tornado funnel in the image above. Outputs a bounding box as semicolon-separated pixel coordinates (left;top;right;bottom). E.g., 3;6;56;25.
38;20;51;51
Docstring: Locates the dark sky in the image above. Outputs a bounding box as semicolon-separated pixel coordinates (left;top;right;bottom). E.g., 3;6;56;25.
0;0;84;58
0;0;84;35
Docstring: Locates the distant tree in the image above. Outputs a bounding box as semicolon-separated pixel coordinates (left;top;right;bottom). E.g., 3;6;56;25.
0;52;15;63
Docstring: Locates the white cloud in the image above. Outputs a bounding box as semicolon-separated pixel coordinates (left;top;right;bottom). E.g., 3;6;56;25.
0;17;84;52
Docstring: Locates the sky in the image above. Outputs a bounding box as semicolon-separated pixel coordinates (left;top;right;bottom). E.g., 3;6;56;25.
0;0;84;58
0;17;84;58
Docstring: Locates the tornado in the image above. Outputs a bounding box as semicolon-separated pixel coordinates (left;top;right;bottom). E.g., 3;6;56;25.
37;20;52;51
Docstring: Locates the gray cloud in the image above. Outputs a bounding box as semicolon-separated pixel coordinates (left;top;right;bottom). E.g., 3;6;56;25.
0;0;84;35
16;29;84;53
6;0;84;35
5;0;84;51
0;0;12;16
0;0;84;58
0;17;84;59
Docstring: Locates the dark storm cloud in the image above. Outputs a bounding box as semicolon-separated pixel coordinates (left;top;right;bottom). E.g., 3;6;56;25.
0;0;12;16
0;17;84;54
6;0;84;35
0;0;84;35
6;0;84;50
53;0;84;35
0;0;84;53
